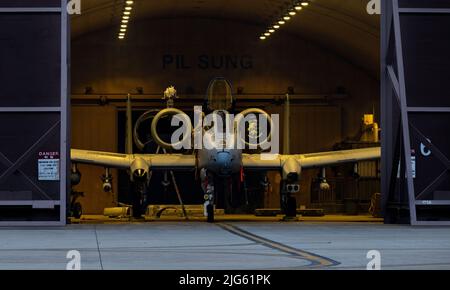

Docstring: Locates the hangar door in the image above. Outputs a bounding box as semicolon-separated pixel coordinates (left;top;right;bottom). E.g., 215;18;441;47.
382;0;450;225
0;0;69;225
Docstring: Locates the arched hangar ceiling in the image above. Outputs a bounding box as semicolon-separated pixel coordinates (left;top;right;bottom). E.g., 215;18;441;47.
71;0;380;78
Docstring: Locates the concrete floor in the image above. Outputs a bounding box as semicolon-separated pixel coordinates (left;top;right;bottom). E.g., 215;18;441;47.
0;221;449;270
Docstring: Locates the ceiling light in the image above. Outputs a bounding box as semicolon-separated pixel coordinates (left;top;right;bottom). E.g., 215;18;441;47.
119;0;133;39
258;0;311;41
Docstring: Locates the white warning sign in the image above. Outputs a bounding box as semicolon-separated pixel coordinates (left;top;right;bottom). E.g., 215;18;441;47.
38;152;60;181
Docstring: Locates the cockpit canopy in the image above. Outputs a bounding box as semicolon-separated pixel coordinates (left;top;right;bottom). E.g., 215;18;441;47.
206;77;234;112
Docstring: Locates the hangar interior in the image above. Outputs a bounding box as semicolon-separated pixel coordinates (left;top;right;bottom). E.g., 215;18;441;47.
70;0;381;221
1;0;449;225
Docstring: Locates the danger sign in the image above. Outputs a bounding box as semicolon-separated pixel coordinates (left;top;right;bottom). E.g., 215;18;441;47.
38;151;60;181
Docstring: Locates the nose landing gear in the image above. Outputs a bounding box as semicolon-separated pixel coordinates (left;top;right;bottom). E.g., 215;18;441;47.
204;188;215;223
201;169;216;223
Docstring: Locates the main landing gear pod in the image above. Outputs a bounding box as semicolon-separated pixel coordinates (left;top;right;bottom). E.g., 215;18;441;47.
281;158;301;219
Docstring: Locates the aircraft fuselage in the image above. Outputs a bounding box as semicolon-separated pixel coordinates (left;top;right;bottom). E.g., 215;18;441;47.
198;147;242;177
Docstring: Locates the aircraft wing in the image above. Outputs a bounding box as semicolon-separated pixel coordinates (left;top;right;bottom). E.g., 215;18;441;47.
242;147;381;170
294;147;381;169
71;149;196;170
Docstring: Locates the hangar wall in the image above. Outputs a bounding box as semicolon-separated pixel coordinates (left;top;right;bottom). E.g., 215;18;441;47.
71;17;380;213
71;106;118;214
72;17;379;138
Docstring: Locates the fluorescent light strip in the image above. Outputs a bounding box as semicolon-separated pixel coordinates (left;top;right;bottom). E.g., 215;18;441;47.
259;0;310;40
118;0;134;40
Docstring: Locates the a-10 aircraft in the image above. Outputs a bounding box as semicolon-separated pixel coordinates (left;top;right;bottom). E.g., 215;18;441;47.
71;78;381;222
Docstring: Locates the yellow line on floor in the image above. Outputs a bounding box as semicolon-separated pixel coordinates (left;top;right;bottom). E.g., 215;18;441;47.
217;223;340;268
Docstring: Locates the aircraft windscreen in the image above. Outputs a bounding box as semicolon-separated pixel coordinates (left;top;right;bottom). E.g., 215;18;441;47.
206;77;233;111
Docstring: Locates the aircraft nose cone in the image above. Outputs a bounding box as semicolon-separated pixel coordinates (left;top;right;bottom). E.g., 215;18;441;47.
217;152;232;175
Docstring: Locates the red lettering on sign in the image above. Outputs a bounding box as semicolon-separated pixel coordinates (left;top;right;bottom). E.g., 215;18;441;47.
38;152;60;159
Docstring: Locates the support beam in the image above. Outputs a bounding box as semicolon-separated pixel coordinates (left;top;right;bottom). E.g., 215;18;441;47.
392;0;417;224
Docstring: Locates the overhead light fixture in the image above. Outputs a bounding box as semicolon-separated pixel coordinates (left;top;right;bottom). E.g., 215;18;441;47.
118;0;134;40
259;0;311;41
